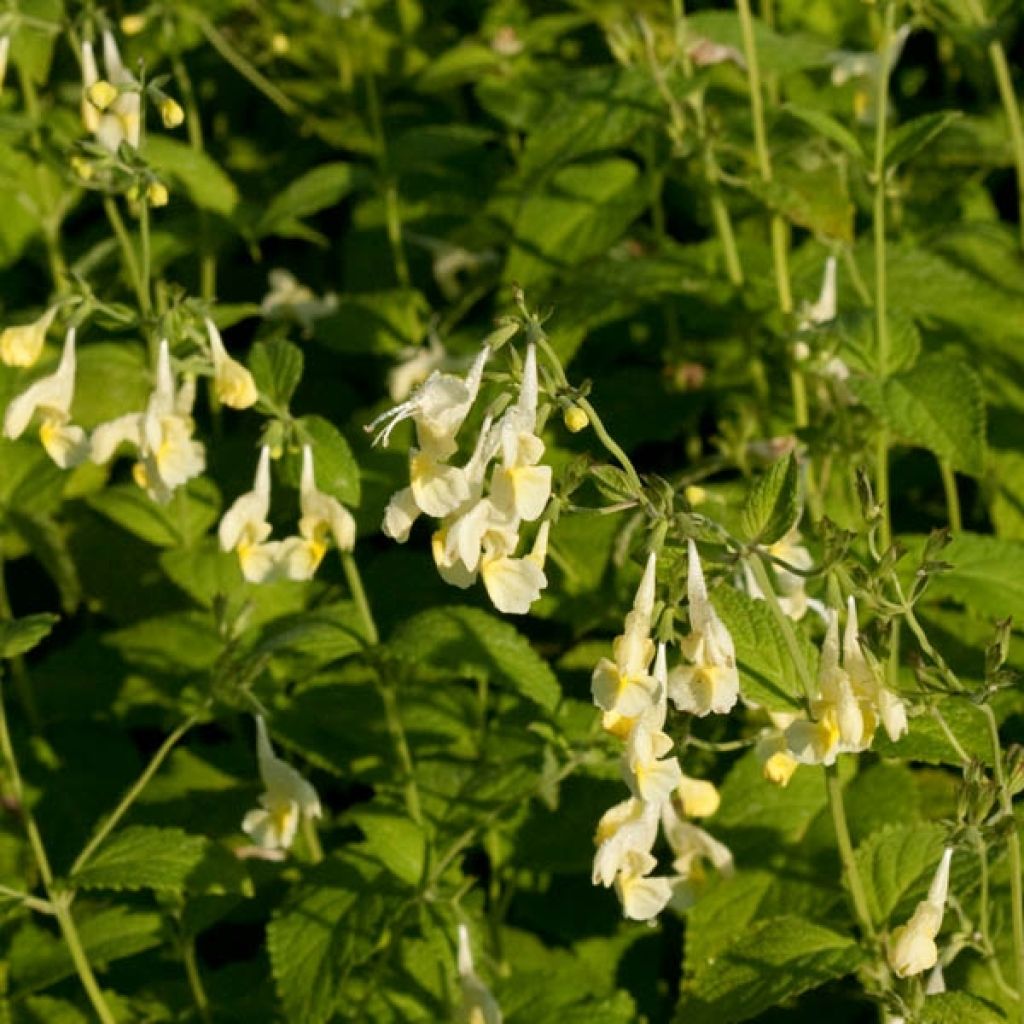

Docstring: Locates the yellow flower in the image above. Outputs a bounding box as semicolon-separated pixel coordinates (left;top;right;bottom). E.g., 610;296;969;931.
563;404;588;433
218;447;281;583
677;773;720;818
206;318;258;410
159;96;184;129
888;847;953;978
147;181;169;207
0;306;57;367
120;14;147;35
87;79;119;111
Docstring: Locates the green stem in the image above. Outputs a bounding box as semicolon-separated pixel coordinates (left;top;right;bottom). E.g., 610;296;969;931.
876;432;892;554
747;555;876;939
986;38;1024;251
71;711;201;875
982;703;1024;1021
0;672;117;1023
365;72;410;288
102;197;147;312
939;459;962;532
302;814;324;865
0;557;41;731
181;936;212;1024
341;551;379;646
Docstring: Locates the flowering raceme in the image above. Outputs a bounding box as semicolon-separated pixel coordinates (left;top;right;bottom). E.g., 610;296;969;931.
374;339;553;614
81;30;140;152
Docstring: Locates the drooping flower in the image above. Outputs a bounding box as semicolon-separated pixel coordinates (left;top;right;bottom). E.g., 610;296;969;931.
842;597;907;742
81;31;141;152
219;447;282;583
3;328;89;468
279;445;357;581
661;799;734;911
888;847;953;978
206;318;258;410
756;712;801;787
242;715;321;852
0;306;57;367
91;339;205;503
614;848;675;922
456;924;503;1024
260;269;338;332
669;540;739;717
742;530;818;621
592;553;659;720
799;256;838;331
479;519;549;615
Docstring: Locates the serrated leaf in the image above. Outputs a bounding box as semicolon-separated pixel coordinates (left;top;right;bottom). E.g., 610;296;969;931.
70;826;247;894
851;356;986;476
348;806;426;885
782;104;865;161
249;337;304;408
853;822;946;925
675;915;862;1023
741;453;800;545
589;464;639;504
685;12;833;74
0;614;57;658
919;992;1006;1024
143;136;239;217
267;854;402;1024
834;309;921;377
281;415;360;507
256;163;356;239
388;605;560;711
712;586;812;710
885;111;961;170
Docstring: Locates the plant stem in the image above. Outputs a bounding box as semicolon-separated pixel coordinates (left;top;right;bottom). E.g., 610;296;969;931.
102;197;147;313
71;710;202;874
982;703;1024;1021
341;551;379;646
364;71;410;288
0;557;41;731
181;936;212;1024
0;671;116;1023
302;814;324;865
939;459;961;532
747;554;876;939
876;433;892;552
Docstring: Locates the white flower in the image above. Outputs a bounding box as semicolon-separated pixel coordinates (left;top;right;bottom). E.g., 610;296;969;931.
888;847;953;978
668;540;739;717
592;797;660;888
81;31;141;152
388;335;446;402
742;530;817;621
91;339;205;503
260;269;337;331
614;848;674;922
622;645;682;807
3;328;89;469
661;800;734;911
842;597;907;741
0;306;57;367
219;447;282;583
242;715;321;852
479;519;549;615
799;257;838;331
279;445;357;581
456;924;503;1024
206;318;258;410
591;553;659;719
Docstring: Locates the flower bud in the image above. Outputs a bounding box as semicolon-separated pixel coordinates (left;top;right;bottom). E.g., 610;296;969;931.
0;306;58;367
70;155;94;181
120;14;147;35
763;750;798;787
677;775;720;818
563;404;588;433
271;32;290;55
160;96;184;129
87;79;119;111
147;181;169;208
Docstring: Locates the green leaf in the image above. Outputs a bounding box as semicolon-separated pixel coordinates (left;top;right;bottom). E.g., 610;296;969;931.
712;586;812;710
388;605;560;711
70;826;249;895
741;453;800;545
249;337;304;408
348;806;426;885
834;309;921;377
6;509;81;613
685;12;833;74
850;355;986;476
0;614;57;658
675;915;863;1023
885;111;962;170
918;993;1007;1024
267;854;401;1024
853;822;946;925
282;415;360;507
782;104;865;161
85;477;221;548
256;163;357;239
143;136;239;217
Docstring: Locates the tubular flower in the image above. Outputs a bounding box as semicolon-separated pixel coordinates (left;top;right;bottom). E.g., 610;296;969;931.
91;340;205;503
742;529;818;621
3;328;89;468
279;445;356;581
622;645;683;806
206;318;258;409
668;540;739;717
242;716;321;852
0;36;8;95
661;799;734;911
0;306;57;367
591;553;659;719
888;847;954;978
456;924;503;1024
756;712;801;787
479;519;549;615
799;256;838;330
219;447;282;583
614;848;675;922
81;31;141;152
592;797;660;889
842;597;907;741
388;335;446;402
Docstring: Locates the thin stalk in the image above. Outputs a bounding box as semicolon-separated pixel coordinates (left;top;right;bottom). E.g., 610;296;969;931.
876;433;892;554
0;672;117;1023
71;710;202;874
365;72;410;288
931;705;970;766
988;42;1024;251
102;197;147;312
302;814;324;865
181;936;212;1024
341;551;379;646
747;554;876;939
735;0;805;427
982;703;1024;1022
939;459;962;532
139;201;153;317
0;557;41;731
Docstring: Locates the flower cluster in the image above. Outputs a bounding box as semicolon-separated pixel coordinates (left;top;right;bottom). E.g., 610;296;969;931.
219;444;355;583
372;340;553;614
783;597;907;767
590;552;733;921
